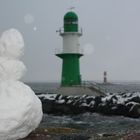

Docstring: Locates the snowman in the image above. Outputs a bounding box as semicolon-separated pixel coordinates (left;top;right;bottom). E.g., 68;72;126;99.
0;29;43;140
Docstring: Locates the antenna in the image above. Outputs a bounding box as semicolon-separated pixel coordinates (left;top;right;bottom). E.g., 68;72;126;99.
69;7;75;11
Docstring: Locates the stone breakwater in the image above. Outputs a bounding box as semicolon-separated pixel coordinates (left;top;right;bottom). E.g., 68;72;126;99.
38;92;140;118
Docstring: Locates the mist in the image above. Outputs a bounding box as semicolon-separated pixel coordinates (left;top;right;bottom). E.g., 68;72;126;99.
0;0;140;82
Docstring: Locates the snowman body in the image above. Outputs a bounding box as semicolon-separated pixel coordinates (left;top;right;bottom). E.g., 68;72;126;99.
0;29;43;140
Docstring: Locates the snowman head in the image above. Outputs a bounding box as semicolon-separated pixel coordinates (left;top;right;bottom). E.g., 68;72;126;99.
0;29;24;59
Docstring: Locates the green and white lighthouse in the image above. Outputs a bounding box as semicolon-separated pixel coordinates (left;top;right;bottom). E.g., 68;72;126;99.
56;11;83;86
56;11;105;96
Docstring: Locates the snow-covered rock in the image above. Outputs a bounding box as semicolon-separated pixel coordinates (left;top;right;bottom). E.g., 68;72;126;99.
39;92;140;118
0;29;43;140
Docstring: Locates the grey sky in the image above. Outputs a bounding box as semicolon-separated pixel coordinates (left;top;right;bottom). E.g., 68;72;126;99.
0;0;140;82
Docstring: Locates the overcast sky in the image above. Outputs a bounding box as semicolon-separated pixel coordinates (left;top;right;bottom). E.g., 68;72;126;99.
0;0;140;82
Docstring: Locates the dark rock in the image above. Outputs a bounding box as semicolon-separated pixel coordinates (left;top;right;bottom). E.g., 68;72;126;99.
127;96;140;104
86;97;95;104
128;104;140;118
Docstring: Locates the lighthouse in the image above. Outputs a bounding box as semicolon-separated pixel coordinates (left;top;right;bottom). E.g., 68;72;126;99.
56;11;83;86
56;11;105;96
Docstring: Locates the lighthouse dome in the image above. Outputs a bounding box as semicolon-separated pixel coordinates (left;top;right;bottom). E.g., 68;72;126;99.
64;12;78;32
64;12;78;21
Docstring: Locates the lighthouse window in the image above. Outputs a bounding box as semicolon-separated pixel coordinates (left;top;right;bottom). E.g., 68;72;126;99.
72;21;78;24
64;21;78;24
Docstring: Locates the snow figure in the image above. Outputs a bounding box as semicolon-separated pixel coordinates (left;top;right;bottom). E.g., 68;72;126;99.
0;29;43;140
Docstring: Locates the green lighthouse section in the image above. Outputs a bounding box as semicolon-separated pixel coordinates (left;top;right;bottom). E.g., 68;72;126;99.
64;12;78;32
56;53;82;86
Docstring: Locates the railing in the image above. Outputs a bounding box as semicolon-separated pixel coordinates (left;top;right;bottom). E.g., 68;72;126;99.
81;81;98;88
56;27;83;35
79;81;106;94
55;48;84;54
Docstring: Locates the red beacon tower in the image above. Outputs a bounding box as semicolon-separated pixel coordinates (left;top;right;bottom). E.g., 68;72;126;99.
103;71;107;84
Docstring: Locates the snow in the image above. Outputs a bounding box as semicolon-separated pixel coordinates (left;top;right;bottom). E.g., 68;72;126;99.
56;99;65;104
0;57;26;81
38;93;57;100
67;100;73;104
126;102;139;112
0;29;43;140
0;29;24;59
80;103;90;107
101;92;140;105
0;81;42;140
89;101;95;106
